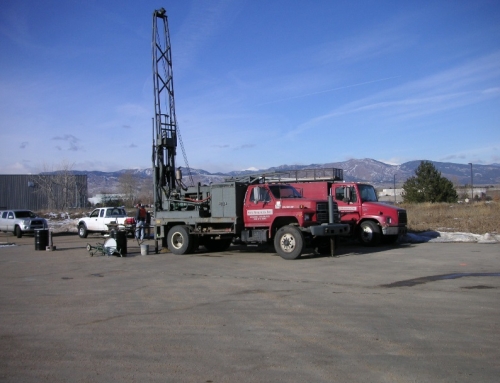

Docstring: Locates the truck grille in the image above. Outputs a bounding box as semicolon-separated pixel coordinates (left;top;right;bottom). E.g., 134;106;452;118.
317;202;340;224
398;210;407;225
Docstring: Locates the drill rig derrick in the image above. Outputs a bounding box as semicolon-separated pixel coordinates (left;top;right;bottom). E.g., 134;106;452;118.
152;8;193;212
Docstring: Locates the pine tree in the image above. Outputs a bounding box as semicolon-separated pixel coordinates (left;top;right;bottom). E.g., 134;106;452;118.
402;161;458;203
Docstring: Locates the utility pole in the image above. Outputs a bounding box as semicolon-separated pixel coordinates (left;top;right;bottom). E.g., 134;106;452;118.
468;163;473;201
394;174;397;203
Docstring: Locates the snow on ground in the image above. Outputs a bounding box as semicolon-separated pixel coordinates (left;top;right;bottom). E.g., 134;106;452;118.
48;218;80;234
404;231;500;244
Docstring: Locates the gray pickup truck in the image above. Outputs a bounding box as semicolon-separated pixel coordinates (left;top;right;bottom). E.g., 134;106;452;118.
0;210;48;238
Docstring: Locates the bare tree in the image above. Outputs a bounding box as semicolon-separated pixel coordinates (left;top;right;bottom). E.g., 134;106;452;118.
34;160;79;209
137;176;154;206
54;160;77;209
118;171;139;206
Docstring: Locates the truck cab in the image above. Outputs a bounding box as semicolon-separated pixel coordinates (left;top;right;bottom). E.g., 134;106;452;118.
244;184;318;229
334;183;407;245
291;180;407;246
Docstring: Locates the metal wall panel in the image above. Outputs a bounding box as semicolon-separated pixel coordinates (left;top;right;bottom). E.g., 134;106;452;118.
0;175;88;211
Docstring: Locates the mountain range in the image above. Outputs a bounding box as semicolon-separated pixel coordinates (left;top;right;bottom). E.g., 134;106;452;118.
81;159;500;196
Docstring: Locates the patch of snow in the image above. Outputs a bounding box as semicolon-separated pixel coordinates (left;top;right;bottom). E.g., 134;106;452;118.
47;218;80;234
403;231;500;244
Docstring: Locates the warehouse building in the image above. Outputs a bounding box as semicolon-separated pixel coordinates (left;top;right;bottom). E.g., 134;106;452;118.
0;174;88;211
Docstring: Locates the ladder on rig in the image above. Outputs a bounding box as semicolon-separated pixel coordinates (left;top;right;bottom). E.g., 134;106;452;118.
224;168;344;184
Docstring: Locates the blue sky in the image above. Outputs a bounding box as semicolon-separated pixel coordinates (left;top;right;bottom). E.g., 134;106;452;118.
1;0;499;174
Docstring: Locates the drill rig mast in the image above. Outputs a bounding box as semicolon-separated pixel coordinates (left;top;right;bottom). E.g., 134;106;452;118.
152;8;192;212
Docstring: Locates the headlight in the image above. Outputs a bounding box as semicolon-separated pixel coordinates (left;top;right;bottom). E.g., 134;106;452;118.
304;213;311;221
23;219;30;225
386;217;392;224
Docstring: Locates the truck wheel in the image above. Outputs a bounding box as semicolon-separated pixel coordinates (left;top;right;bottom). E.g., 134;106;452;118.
358;221;380;246
14;226;22;238
274;226;304;260
167;226;192;255
78;224;88;238
203;238;231;252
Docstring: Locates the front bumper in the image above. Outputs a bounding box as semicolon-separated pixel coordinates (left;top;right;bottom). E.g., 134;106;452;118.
21;221;48;233
309;223;350;236
382;226;407;236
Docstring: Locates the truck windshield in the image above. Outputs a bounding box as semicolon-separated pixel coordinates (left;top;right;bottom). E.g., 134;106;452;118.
358;184;378;202
269;185;302;199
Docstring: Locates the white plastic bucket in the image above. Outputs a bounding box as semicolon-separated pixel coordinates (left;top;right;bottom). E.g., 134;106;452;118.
140;244;149;256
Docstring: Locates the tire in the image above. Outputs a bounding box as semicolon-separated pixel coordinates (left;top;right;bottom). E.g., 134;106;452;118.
14;226;22;238
203;238;231;252
274;226;304;260
167;225;192;255
78;223;88;239
358;221;381;246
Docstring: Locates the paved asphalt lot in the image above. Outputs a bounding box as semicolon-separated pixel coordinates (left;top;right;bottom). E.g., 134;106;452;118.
0;233;499;383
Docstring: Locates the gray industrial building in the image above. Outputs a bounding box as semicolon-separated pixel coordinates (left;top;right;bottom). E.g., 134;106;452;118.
0;174;88;211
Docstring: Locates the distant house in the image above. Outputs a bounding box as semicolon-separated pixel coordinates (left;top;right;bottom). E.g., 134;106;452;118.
0;174;88;211
88;193;126;205
378;188;404;203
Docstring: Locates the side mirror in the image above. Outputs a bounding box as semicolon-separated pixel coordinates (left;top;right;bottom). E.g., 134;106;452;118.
343;186;351;202
252;187;260;203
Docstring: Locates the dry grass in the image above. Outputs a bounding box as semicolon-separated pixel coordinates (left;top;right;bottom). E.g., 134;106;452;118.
401;201;500;234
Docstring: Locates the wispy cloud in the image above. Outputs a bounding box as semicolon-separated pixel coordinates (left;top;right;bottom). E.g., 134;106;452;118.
52;134;83;152
234;144;255;150
256;76;402;106
289;51;500;137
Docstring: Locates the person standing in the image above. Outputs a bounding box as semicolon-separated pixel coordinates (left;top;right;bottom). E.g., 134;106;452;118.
135;203;147;241
145;209;151;239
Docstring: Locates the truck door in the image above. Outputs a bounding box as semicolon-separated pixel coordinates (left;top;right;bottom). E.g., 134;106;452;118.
86;209;102;231
6;211;14;231
0;211;6;231
244;185;274;227
334;185;360;221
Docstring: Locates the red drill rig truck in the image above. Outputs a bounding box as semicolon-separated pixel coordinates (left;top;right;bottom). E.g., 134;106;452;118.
273;169;408;246
150;9;349;259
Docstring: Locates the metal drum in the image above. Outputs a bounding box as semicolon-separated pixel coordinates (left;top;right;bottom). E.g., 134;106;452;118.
113;230;127;256
34;229;49;250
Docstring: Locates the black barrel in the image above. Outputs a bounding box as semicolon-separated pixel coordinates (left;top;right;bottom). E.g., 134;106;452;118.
34;229;49;251
114;230;127;256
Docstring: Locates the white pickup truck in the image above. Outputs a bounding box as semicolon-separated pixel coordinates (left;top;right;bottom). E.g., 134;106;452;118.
0;210;48;238
77;207;136;238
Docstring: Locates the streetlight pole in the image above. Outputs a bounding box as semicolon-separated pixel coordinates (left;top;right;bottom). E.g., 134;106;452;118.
468;163;473;201
394;174;397;203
